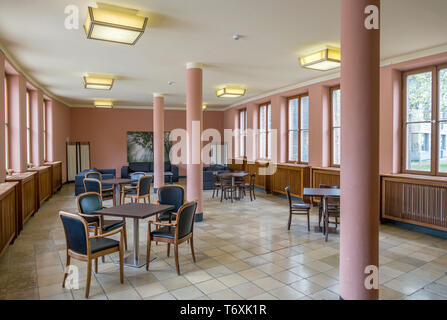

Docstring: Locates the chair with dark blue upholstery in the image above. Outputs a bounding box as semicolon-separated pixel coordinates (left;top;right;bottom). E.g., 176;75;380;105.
59;211;124;298
85;171;114;193
122;175;152;204
83;178;114;202
146;201;197;275
76;192;128;250
156;185;185;223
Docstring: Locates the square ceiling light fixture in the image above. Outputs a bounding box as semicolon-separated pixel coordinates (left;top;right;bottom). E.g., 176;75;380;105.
299;46;341;71
94;100;113;108
216;87;246;98
83;76;114;90
84;5;148;45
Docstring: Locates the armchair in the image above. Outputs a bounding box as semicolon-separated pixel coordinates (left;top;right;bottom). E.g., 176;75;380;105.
59;211;124;298
74;168;116;196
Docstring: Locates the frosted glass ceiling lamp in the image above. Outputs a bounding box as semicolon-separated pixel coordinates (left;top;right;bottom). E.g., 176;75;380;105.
94;100;113;108
299;47;341;71
216;87;246;98
84;6;148;45
83;76;114;90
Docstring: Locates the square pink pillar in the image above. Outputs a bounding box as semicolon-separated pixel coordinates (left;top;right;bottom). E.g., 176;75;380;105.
153;93;165;190
46;99;54;162
30;90;44;167
7;73;27;173
339;0;380;300
186;63;203;221
0;52;5;182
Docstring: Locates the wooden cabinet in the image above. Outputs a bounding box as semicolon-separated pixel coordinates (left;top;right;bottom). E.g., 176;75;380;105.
0;182;18;258
6;172;37;235
381;174;447;232
272;164;311;200
246;161;271;192
28;166;52;206
45;161;63;194
311;167;340;204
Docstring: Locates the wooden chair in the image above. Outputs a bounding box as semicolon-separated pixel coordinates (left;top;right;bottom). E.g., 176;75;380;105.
285;186;311;231
76;192;128;250
156;185;185;223
220;177;236;202
146;201;198;275
211;173;221;199
59;211;124;298
241;173;256;201
318;184;340;230
83;178;114;202
85;171;113;193
122;175;152;204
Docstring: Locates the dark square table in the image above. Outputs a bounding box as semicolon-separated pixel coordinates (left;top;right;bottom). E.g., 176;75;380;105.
94;203;174;268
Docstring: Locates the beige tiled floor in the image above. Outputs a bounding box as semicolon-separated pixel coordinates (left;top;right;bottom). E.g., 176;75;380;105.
1;180;447;300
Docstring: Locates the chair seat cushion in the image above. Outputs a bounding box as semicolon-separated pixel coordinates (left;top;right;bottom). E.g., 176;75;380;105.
102;220;125;232
292;203;312;209
90;238;119;254
151;226;176;239
85;216;100;224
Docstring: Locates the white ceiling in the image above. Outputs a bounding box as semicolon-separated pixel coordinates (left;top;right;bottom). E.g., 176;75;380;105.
0;0;446;109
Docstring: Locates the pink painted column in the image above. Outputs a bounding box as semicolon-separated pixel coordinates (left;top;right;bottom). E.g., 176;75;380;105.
0;52;5;182
278;96;287;164
186;63;203;221
46;100;54;162
7;74;27;173
30;90;44;167
246;103;258;163
340;0;380;300
153;93;164;191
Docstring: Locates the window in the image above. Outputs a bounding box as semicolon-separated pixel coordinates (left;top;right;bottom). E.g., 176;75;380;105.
287;95;309;163
259;103;271;159
4;77;8;170
331;87;341;166
26;90;31;165
239;108;246;158
43;100;47;161
403;65;447;175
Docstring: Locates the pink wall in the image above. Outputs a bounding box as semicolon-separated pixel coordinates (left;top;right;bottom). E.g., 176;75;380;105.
70;108;224;177
48;99;71;182
224;51;447;174
0;52;5;182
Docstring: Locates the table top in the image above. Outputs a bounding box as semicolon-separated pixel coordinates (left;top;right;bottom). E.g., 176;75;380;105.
102;178;135;185
303;188;340;197
94;203;175;219
219;172;248;178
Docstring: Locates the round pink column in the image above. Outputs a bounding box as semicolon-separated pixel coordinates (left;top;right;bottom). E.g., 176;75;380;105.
186;63;204;221
153;93;165;191
340;0;380;300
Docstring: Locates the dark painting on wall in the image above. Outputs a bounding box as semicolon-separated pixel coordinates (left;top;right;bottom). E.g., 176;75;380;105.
127;131;171;162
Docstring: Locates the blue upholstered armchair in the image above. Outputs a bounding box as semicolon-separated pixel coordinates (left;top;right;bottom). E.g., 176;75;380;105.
121;162;179;182
156;185;185;222
74;168;116;196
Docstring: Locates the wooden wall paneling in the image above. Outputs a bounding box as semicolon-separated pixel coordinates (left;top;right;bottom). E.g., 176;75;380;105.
311;167;340;204
0;182;18;258
6;172;37;235
45;161;63;193
28;166;52;205
272;164;310;200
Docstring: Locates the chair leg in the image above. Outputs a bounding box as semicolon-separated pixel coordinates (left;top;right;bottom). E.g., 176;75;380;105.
212;188;215;198
146;234;152;271
174;244;180;275
252;187;256;200
95;258;98;273
119;243;124;283
307;211;310;232
85;259;92;298
62;254;71;288
318;206;322;231
220;188;224;202
122;220;128;251
190;237;196;263
287;212;292;230
167;243;170;257
249;188;253;201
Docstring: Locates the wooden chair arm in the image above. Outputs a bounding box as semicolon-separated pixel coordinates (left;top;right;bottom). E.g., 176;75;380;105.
89;227;123;239
149;220;176;227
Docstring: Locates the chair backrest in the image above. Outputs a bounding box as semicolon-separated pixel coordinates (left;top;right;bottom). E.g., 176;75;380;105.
77;192;102;215
285;186;292;209
318;184;340;204
175;201;198;239
59;211;89;255
157;185;185;213
137;175;152;196
250;173;256;186
84;178;102;194
130;172;146;186
86;171;101;180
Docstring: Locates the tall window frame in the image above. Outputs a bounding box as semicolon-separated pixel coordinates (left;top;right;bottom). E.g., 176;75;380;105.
43;100;47;162
287;94;309;164
4;76;9;170
258;102;272;160
330;86;341;167
238;108;247;158
26;90;31;166
402;65;447;176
